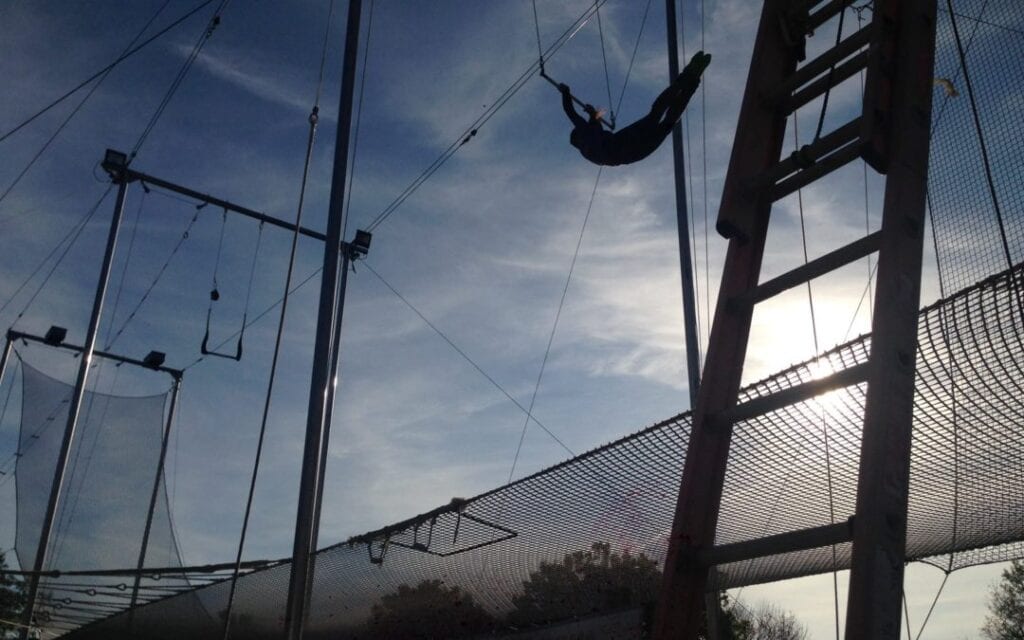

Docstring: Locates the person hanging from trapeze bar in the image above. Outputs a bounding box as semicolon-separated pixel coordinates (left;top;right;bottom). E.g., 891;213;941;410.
559;51;711;166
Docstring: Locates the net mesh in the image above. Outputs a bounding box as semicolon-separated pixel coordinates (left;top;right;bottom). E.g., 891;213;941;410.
12;364;201;634
12;0;1024;637
60;262;1024;639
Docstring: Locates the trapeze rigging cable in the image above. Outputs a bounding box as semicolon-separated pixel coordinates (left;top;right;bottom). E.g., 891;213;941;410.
506;0;653;484
0;0;172;212
0;0;215;146
531;0;617;130
200;211;263;361
363;0;611;233
946;0;1014;273
220;2;337;635
3;0;229;335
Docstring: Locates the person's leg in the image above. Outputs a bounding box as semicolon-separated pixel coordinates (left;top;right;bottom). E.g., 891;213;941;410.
648;81;681;119
660;79;699;128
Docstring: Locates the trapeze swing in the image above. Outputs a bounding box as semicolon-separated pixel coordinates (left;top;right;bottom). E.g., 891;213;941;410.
200;210;263;361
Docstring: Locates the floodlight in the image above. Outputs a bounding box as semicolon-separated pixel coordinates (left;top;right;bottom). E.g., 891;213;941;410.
44;326;67;346
143;351;166;369
101;149;128;178
351;229;372;257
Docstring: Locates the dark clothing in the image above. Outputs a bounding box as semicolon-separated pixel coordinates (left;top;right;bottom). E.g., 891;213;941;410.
562;71;700;167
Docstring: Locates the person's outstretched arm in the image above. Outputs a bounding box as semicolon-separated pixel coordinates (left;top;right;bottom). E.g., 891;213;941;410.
559;83;586;128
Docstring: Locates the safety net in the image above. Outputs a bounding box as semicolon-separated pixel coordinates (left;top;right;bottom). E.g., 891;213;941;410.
14;0;1024;637
54;260;1024;639
11;363;202;635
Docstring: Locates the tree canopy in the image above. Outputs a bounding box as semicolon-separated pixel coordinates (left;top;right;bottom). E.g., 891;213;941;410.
0;552;26;639
982;560;1024;640
507;541;661;628
365;578;495;639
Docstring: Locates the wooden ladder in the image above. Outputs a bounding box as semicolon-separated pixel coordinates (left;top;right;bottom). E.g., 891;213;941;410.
652;0;937;638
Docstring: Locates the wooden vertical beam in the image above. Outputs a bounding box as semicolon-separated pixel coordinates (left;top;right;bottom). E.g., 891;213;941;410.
844;0;936;637
652;1;798;637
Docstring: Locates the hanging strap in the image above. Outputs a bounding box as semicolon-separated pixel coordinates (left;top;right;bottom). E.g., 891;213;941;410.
201;214;263;361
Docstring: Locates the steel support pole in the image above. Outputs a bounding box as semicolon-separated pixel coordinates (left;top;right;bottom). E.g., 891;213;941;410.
665;0;719;634
0;336;13;395
283;1;361;637
20;178;130;638
128;375;183;622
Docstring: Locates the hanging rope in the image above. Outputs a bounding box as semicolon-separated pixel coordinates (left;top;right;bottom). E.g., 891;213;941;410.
506;167;602;484
594;3;616;127
220;2;336;636
793;111;842;640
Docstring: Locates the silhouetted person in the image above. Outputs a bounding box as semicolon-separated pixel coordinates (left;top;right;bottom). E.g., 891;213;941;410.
560;51;711;166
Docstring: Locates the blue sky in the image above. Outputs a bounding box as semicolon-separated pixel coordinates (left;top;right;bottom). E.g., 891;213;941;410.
0;1;1018;637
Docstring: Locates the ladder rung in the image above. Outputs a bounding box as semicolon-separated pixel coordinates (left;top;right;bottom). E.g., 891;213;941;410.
768;142;863;202
715;362;870;426
771;25;872;104
699;518;854;566
733;231;881;308
755;118;861;189
808;0;858;33
783;49;870;115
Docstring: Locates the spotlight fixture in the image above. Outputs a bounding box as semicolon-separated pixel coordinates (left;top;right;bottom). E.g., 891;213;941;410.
101;149;128;180
44;326;67;346
142;351;166;370
350;229;372;258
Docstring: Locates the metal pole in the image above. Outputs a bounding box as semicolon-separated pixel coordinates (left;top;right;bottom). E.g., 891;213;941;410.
20;177;129;638
128;375;183;622
665;0;702;407
0;336;13;393
310;249;351;565
664;0;720;636
283;1;361;637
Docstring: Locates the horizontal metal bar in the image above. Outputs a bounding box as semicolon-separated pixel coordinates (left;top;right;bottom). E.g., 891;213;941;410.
734;231;882;307
784;49;870;114
773;24;872;101
755;117;862;188
701;518;854;566
768;140;863;201
122;167;328;242
808;0;858;33
7;330;182;378
716;362;870;425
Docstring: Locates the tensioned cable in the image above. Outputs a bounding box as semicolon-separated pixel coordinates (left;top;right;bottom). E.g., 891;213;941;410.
363;0;610;233
103;189;147;350
363;262;574;457
813;5;847;143
0;1;172;212
505;0;652;483
931;0;989;137
946;0;1013;272
913;570;951;640
0;188;109;321
129;0;230;162
181;267;323;371
857;8;873;321
594;2;616;124
341;0;375;242
220;3;335;636
793;110;841;640
506;166;603;484
8;1;230;329
680;2;704;366
9;189;112;324
700;0;711;358
0;0;215;145
104;206;201;349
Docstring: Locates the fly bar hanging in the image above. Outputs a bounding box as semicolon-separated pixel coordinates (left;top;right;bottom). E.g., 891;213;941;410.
532;0;617;130
200;210;263;361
